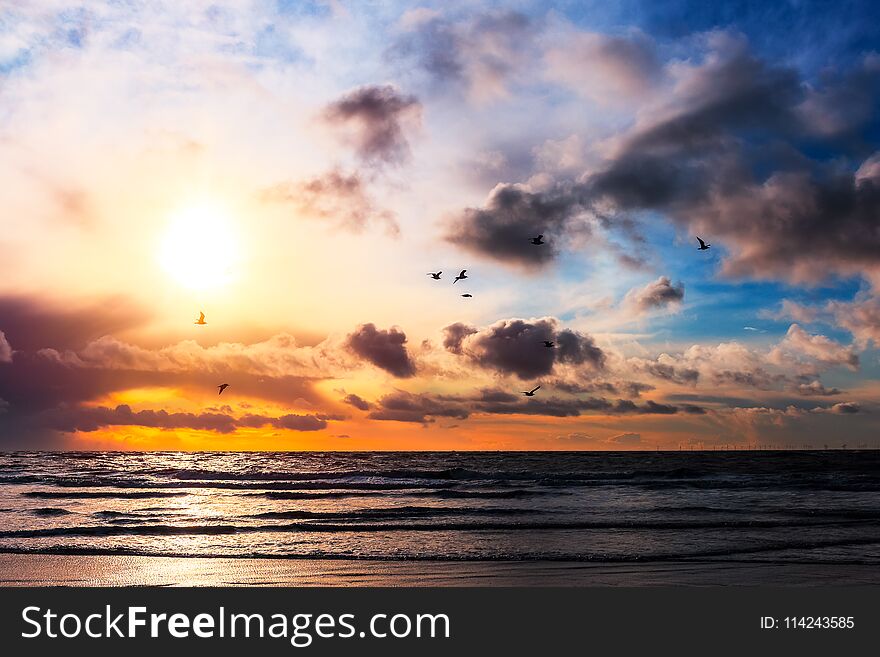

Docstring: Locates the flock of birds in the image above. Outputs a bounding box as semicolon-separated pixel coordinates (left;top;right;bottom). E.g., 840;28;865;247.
197;235;712;398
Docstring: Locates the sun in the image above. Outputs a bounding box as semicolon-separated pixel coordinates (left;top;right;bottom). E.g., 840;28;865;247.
159;203;240;290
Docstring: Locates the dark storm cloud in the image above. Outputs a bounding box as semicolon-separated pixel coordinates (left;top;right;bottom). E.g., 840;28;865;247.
625;276;684;311
631;359;700;385
366;390;471;424
445;35;880;281
0;294;146;352
441;322;477;354
444;182;587;269
367;388;697;423
239;413;332;432
323;85;421;165
346;323;417;378
585;39;880;283
341;393;372;411
260;169;399;235
0;295;341;447
552;380;655;398
442;318;605;379
44;406;336;434
43;404;240;434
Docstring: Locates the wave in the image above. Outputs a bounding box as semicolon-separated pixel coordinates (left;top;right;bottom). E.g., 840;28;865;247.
3;517;878;539
247;506;541;520
29;508;73;516
23;491;189;499
1;535;878;564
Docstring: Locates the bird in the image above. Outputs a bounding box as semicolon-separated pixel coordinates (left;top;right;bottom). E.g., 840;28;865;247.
696;237;711;250
521;385;541;397
194;311;207;325
541;340;554;348
461;293;473;298
427;271;442;280
217;383;229;395
530;234;544;245
453;269;468;284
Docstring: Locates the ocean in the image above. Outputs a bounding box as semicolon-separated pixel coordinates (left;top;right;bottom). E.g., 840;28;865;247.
1;451;878;564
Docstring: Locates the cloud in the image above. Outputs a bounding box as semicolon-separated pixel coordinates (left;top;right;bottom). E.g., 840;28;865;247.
367;390;470;423
260;169;399;235
390;10;535;103
239;413;333;432
770;324;859;371
583;37;880;284
553;379;655;398
346;323;417;378
322;85;421;165
0;331;12;363
807;402;861;415
795;381;842;396
441;322;478;354
444;182;588;270
607;432;642;445
827;297;880;348
366;387;695;423
624;276;685;313
44;404;334;434
442;317;605;379
0;295;146;353
545;31;662;103
341;393;371;411
445;34;880;282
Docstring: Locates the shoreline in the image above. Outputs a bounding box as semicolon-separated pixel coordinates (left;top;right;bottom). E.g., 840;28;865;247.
1;554;878;587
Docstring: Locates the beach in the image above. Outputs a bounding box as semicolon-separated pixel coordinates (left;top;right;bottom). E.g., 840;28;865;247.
1;554;878;587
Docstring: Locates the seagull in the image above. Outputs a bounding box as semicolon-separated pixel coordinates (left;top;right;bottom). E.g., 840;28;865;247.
541;340;555;348
217;383;229;395
461;293;473;298
530;235;545;245
521;385;541;397
427;271;442;280
696;237;711;251
453;269;468;284
194;311;207;325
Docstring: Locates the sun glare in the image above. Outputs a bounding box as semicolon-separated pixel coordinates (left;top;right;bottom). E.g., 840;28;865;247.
159;203;240;290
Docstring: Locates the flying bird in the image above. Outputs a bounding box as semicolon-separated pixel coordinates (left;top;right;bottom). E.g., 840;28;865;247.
461;293;473;298
530;235;545;245
194;311;207;325
521;385;541;397
453;269;468;284
217;383;229;395
541;340;554;348
696;237;711;251
427;271;442;280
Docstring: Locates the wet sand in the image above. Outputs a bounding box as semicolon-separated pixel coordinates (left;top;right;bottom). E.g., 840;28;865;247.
1;554;878;587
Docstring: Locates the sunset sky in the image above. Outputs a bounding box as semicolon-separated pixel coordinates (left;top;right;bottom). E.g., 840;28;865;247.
1;0;879;450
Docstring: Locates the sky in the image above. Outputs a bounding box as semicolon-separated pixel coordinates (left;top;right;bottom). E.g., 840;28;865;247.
1;0;879;450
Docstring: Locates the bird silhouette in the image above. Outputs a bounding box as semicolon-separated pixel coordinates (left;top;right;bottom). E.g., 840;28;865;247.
427;271;442;280
530;235;544;245
217;383;229;395
461;293;473;298
453;269;468;284
194;311;207;325
521;385;541;396
696;237;711;250
541;340;554;348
